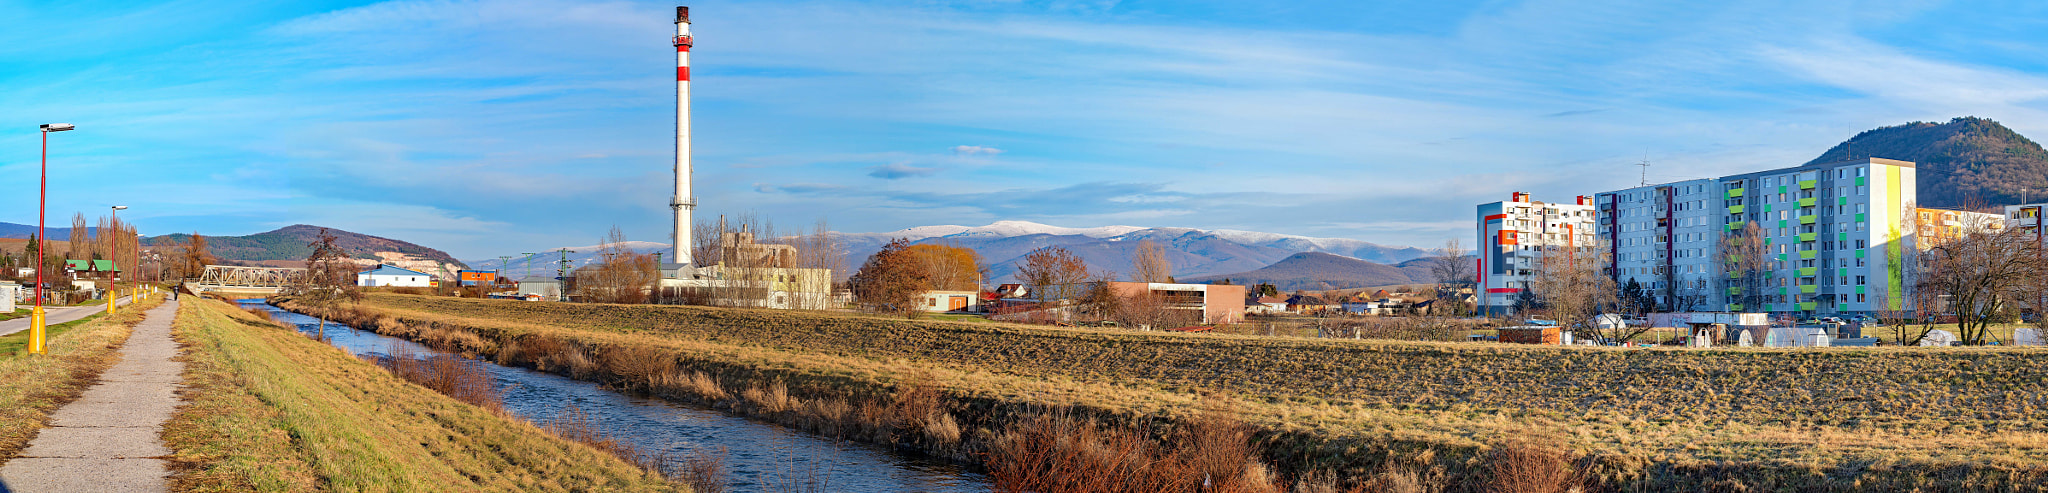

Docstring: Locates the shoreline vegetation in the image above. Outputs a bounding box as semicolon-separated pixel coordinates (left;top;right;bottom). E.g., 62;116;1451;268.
164;296;686;492
280;293;2048;491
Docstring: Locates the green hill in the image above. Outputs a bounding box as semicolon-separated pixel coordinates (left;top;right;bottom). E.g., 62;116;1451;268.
145;225;467;270
1805;116;2048;208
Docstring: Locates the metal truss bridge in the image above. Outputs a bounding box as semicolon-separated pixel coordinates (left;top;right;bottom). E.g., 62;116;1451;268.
184;265;306;295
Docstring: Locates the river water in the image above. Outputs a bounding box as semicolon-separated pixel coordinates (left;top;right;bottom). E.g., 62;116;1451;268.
238;300;991;493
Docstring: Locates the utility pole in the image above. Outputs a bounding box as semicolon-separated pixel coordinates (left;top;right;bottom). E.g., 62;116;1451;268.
497;255;512;287
521;252;538;278
555;248;574;301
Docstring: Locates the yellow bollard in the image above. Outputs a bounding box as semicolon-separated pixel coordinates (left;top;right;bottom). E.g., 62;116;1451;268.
108;289;117;317
28;305;47;355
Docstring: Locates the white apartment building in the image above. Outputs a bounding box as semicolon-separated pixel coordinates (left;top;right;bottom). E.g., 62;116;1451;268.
1596;179;1723;312
1477;192;1598;315
1590;157;1918;316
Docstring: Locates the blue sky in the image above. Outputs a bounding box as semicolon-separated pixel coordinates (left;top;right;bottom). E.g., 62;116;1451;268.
6;0;2048;259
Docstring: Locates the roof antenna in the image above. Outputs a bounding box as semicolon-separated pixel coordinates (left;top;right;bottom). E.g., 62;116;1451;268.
1636;152;1650;186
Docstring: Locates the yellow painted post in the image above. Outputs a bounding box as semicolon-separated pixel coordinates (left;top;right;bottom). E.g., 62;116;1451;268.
28;305;46;354
108;285;117;317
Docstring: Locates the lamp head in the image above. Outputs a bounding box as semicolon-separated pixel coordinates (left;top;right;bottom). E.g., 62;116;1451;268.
112;205;128;211
40;123;75;132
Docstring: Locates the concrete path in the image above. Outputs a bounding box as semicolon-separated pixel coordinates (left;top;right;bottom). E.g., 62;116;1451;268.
0;300;181;492
0;297;133;338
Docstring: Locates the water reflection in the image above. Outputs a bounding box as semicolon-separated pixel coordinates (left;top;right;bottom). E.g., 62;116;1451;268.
239;300;989;493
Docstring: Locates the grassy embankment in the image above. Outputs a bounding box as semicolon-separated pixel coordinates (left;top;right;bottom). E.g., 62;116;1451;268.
0;298;160;461
291;293;2048;491
164;296;683;492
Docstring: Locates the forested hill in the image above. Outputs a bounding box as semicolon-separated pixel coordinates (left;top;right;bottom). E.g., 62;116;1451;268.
1804;116;2048;208
145;225;467;269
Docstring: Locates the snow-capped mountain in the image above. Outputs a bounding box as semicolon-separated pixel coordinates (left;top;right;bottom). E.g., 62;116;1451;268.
834;221;1433;283
465;222;1434;285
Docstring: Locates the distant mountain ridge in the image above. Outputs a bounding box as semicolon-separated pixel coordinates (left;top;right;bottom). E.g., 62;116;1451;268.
833;221;1433;284
1806;116;2048;208
142;224;468;274
464;221;1434;285
1181;252;1442;291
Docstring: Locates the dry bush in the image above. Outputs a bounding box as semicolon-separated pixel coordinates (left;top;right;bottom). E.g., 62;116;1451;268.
375;343;502;412
683;371;730;401
244;308;275;322
661;447;730;493
985;411;1198;493
1485;438;1584;493
1179;397;1274;493
890;373;946;433
743;381;794;414
601;345;677;388
390;286;431;296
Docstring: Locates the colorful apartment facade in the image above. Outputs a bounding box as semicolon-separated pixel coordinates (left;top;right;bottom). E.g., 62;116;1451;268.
1476;192;1598;315
1587;157;1918;316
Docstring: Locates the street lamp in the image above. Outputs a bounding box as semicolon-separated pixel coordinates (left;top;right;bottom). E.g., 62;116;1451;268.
30;123;76;355
108;205;127;316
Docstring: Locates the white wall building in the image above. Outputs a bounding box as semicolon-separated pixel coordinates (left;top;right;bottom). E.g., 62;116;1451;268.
358;264;434;287
1477;192;1598;315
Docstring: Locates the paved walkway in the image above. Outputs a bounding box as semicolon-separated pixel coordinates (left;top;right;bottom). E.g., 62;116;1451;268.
0;297;134;338
0;300;181;492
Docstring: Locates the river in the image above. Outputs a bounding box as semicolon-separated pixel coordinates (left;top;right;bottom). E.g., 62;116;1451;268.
238;300;992;493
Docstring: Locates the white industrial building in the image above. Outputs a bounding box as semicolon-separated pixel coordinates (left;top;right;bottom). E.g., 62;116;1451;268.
358;265;434;287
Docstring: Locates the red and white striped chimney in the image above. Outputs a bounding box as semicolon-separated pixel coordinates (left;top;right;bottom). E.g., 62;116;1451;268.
671;6;696;265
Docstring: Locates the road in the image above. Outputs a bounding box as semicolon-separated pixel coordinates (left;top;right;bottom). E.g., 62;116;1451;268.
0;296;134;338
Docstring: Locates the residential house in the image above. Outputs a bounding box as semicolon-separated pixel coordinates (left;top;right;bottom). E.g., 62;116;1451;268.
1246;296;1288;315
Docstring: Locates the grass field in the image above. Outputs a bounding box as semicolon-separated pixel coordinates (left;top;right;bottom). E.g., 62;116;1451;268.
164;297;683;492
301;294;2048;490
0;298;159;462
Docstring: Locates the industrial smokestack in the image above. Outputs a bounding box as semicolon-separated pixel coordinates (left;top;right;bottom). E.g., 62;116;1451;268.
671;6;695;265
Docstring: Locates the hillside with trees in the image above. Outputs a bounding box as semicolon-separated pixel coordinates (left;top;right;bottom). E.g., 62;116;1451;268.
143;224;467;272
1806;116;2048;208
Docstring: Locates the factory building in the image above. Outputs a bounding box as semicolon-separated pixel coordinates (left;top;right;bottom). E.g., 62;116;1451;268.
1476;192;1598;315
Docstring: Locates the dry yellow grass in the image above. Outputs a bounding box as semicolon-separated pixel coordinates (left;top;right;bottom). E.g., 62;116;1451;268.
290;294;2048;490
163;296;683;492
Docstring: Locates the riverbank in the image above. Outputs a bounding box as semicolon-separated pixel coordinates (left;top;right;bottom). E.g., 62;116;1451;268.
0;297;160;462
288;293;2048;490
165;296;683;491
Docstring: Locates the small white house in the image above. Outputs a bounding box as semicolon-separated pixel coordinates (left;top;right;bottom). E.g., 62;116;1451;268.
917;290;981;313
358;264;434;287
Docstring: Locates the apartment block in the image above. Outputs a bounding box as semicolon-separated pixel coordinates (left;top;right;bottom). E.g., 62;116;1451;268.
1591;157;1917;316
1918;207;2003;249
1596;179;1724;311
2003;203;2048;241
1477;192;1598;315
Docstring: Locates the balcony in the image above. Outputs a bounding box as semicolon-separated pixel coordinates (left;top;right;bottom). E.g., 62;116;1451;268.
1799;267;1817;276
1800;215;1817;225
1728;205;1745;214
1800;285;1818;294
1727;188;1745;198
1799;197;1816;207
1727;287;1742;295
1800;250;1817;259
1800;179;1817;189
1799;302;1818;311
1799;232;1817;242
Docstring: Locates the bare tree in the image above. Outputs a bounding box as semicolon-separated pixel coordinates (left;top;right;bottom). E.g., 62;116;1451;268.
1529;245;1623;343
1018;246;1091;307
68;212;89;261
1430;239;1474;316
289;228;362;340
1918;215;2040;345
1716;221;1774;313
177;233;214;282
1131;239;1172;283
575;226;659;304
